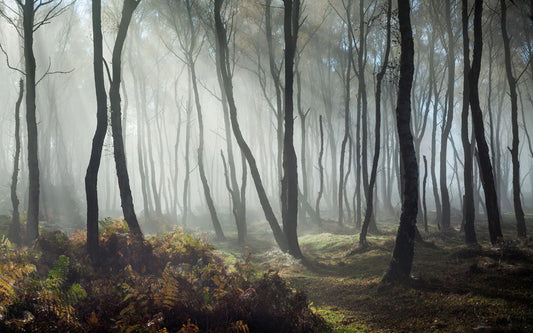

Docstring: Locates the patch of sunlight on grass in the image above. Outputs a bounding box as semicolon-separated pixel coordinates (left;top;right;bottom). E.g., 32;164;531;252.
316;306;372;332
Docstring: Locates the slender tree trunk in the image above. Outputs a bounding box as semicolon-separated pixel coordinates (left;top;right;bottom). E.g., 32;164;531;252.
500;0;527;238
461;0;477;244
316;115;325;224
109;0;142;236
423;155;428;232
440;0;455;230
282;0;303;258
85;0;108;261
9;79;24;245
265;0;284;190
469;0;503;244
359;0;369;206
185;3;225;239
383;0;417;284
339;0;353;226
23;0;39;242
360;0;391;246
215;42;246;244
215;0;287;251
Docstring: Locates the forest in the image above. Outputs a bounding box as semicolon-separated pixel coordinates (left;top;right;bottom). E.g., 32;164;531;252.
0;0;532;331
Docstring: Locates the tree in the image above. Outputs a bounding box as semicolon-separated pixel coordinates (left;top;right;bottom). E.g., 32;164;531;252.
8;79;24;245
214;0;288;252
360;0;391;247
461;0;477;245
282;0;303;258
85;0;107;262
469;0;502;244
382;0;417;283
500;0;527;238
109;0;142;236
338;0;353;226
439;0;455;230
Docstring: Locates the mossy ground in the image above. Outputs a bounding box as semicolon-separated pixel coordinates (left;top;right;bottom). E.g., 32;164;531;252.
215;216;533;332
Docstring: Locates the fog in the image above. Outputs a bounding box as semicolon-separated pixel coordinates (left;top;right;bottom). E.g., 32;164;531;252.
0;0;531;239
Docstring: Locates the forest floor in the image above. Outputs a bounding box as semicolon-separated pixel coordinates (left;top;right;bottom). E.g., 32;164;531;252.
214;215;533;332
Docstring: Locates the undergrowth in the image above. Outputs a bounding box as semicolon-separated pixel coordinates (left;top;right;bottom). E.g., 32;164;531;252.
0;220;326;332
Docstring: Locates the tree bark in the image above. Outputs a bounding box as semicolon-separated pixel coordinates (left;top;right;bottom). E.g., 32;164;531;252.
500;0;527;238
85;0;108;261
9;79;24;245
184;0;225;240
316;115;325;224
461;0;477;245
215;35;246;244
382;0;417;284
338;0;353;226
265;0;284;191
469;0;503;244
109;0;142;236
440;0;455;230
360;0;391;246
214;0;288;251
23;0;39;242
282;0;303;258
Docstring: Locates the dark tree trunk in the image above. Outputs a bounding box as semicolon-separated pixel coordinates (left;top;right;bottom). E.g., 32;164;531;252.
440;0;455;230
23;0;39;242
423;155;428;232
469;0;503;244
282;0;303;258
430;74;442;226
360;0;391;246
185;1;224;240
359;0;369;209
265;0;284;190
461;0;477;245
316;115;325;224
85;0;107;262
382;0;417;284
214;0;288;251
215;37;246;244
500;0;527;238
338;0;353;226
109;0;142;236
9;79;24;246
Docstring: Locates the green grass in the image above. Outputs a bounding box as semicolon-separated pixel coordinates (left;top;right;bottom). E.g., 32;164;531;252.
214;217;533;332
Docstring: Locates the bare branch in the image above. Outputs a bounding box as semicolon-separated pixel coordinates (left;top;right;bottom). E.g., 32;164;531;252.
0;41;25;75
35;57;73;85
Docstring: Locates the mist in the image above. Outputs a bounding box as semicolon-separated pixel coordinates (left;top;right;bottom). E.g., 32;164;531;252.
0;0;532;330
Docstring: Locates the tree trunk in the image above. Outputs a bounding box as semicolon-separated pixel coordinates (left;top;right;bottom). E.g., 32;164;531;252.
282;0;303;258
215;38;246;244
316;115;325;224
214;0;287;251
440;0;455;230
461;0;477;245
382;0;417;284
23;0;39;242
185;0;224;240
338;0;353;226
500;0;527;238
469;0;503;244
9;79;24;245
85;0;108;261
360;0;391;246
265;0;284;192
423;155;428;232
109;0;142;236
